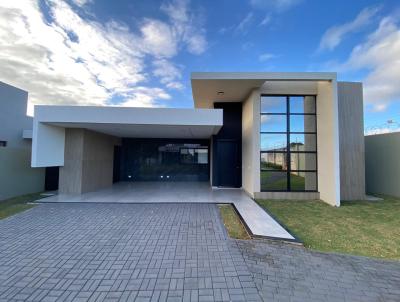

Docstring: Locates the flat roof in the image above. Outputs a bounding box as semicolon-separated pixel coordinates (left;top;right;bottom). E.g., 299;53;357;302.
34;105;223;139
191;72;337;108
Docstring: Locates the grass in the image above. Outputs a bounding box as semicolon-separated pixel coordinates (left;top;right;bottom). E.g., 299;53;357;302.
0;192;44;220
218;204;251;240
257;196;400;260
261;170;305;190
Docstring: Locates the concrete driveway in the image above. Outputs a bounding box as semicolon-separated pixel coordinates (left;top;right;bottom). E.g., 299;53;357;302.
0;203;399;302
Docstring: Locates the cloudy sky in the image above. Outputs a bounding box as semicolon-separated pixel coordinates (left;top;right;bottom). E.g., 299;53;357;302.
0;0;399;133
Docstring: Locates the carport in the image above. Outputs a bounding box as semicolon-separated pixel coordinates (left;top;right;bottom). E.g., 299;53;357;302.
31;106;223;194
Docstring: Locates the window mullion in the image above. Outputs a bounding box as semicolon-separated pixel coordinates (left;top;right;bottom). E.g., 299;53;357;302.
286;96;291;191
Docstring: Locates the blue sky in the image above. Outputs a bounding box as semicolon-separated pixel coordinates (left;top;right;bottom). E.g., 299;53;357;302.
0;0;399;133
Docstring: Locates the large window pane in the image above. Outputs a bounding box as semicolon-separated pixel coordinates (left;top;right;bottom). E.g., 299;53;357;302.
261;114;286;132
290;115;316;132
261;134;287;151
290;96;316;114
290;153;317;171
290;172;317;191
260;95;318;192
261;153;287;171
261;171;287;191
290;133;317;151
261;96;286;113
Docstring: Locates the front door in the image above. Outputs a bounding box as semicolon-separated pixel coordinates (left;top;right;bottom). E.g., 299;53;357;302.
216;140;240;187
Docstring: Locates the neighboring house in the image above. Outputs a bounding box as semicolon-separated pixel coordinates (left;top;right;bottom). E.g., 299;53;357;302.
31;72;366;206
0;82;45;200
365;132;400;198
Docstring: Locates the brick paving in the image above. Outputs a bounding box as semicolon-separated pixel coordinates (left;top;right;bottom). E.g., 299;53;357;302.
0;203;399;302
0;203;261;302
237;240;400;302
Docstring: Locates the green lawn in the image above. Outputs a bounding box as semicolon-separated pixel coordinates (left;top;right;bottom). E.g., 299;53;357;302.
261;170;305;190
257;197;400;260
0;193;44;220
218;204;250;240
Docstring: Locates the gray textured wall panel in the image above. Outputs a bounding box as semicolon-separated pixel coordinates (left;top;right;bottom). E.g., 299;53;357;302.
338;82;366;200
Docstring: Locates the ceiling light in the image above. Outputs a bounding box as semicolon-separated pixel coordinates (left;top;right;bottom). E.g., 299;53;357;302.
217;91;224;96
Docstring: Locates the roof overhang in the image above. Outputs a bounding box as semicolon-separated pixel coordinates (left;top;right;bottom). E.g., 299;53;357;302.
191;72;336;108
34;106;223;139
31;106;223;167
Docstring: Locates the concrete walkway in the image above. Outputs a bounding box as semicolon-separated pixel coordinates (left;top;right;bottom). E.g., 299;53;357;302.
39;182;295;240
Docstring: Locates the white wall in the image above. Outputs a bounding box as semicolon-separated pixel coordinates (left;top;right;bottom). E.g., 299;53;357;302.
242;81;340;206
317;81;341;206
242;89;260;196
32;121;65;167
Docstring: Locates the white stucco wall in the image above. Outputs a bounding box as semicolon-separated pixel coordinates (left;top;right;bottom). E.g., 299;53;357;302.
32;121;65;167
316;81;341;206
242;90;260;196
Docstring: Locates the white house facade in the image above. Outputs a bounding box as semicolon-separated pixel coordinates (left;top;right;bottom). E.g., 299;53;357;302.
30;72;366;206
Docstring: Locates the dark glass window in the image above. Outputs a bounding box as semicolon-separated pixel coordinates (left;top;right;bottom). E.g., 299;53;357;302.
260;95;317;192
0;141;6;147
120;139;209;181
180;148;208;164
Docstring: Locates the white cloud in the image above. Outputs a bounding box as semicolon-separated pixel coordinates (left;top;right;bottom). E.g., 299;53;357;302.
71;0;92;7
250;0;301;12
259;53;277;62
161;0;207;54
365;127;400;136
341;16;400;112
118;87;171;107
318;6;381;52
153;59;184;90
0;0;206;110
236;12;254;34
259;14;271;26
140;19;178;58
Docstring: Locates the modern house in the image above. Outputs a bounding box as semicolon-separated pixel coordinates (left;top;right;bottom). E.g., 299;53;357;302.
365;132;400;198
0;82;45;200
31;72;366;206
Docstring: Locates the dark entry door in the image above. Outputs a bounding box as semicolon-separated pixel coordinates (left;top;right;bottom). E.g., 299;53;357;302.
216;140;240;187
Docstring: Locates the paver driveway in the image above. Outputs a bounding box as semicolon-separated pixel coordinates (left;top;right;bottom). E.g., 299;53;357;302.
0;203;261;302
0;203;399;302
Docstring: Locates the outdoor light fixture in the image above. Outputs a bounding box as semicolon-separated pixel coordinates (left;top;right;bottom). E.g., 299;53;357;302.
217;91;224;96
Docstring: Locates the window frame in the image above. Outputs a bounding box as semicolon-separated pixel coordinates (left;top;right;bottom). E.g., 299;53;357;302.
260;94;318;192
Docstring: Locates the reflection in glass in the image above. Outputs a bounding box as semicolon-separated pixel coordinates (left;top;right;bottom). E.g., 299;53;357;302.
290;96;316;114
261;171;287;191
121;139;209;181
290;115;316;133
290;134;317;151
180;148;208;164
261;114;286;132
261;96;286;113
261;153;287;171
290;153;317;171
261;134;287;151
289;172;317;191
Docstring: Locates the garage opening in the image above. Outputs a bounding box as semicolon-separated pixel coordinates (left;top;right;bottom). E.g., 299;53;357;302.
116;138;210;182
